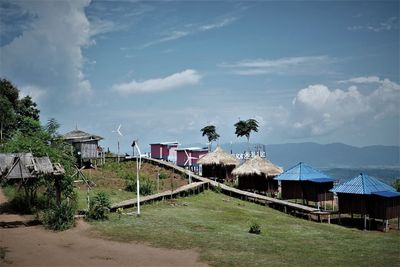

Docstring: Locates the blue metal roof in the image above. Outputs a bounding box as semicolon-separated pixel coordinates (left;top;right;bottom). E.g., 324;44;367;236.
372;191;400;198
274;162;332;182
330;173;396;195
309;178;335;183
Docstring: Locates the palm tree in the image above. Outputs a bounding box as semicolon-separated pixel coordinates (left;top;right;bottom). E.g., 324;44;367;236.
234;119;259;150
200;125;220;151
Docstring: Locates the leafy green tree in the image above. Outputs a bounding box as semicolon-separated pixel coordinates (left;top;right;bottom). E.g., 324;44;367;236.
234;119;259;149
0;79;40;140
201;125;220;151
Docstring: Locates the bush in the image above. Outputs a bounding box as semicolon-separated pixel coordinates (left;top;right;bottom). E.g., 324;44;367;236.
159;172;168;180
88;191;111;220
43;201;75;231
249;222;261;234
125;178;154;196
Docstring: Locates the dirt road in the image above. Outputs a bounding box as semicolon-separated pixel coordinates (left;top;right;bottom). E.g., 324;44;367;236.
0;189;207;267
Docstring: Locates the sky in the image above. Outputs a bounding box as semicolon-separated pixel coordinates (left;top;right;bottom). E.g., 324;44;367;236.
1;0;399;153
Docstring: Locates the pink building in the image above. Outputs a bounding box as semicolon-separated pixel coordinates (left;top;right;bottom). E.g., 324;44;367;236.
176;147;208;167
150;141;179;162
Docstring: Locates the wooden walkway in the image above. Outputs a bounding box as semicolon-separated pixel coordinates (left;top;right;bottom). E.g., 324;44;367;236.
126;157;322;216
110;181;208;211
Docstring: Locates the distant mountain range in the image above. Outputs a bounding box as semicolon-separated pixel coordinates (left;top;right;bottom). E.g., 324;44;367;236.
213;142;399;169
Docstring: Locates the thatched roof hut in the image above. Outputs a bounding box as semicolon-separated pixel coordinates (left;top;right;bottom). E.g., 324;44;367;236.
0;153;65;180
197;146;239;181
232;156;283;192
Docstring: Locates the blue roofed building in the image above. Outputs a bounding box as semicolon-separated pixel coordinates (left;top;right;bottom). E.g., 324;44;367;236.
331;173;400;230
274;162;335;206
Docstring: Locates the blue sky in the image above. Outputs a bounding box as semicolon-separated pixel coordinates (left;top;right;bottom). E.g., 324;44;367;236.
1;0;399;153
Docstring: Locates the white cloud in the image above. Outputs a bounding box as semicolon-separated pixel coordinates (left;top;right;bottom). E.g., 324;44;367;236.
112;69;202;93
286;78;400;137
348;16;398;32
199;17;237;31
141;31;189;48
19;85;46;102
0;1;93;102
338;76;381;84
140;16;237;48
220;56;334;75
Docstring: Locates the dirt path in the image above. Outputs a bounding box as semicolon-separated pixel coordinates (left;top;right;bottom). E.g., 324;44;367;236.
0;189;208;267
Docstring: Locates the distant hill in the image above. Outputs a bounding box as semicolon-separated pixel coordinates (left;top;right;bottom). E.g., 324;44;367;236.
216;142;399;169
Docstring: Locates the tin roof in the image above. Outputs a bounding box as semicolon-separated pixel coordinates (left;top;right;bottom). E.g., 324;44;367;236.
63;129;103;142
372;191;400;198
176;147;208;152
274;162;333;182
150;141;179;146
330;173;396;195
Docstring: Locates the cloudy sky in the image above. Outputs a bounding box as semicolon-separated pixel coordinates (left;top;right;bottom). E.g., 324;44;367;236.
1;0;399;153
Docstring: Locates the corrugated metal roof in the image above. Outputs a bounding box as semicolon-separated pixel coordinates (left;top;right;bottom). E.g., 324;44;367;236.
372;191;400;198
330;173;396;195
274;162;332;181
150;141;179;145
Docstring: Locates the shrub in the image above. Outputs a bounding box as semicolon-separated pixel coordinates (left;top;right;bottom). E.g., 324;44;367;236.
125;178;154;196
249;222;261;234
159;172;168;180
88;191;111;220
43;201;75;231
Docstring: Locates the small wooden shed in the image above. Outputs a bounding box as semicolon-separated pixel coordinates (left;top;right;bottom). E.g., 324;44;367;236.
274;162;335;204
63;128;103;160
197;146;239;181
231;156;283;193
331;173;400;230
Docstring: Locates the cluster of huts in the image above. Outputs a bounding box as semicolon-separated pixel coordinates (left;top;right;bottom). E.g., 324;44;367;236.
3;126;397;231
154;143;399;230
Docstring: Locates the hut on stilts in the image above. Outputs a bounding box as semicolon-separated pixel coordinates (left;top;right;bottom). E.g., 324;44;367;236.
331;173;400;231
0;153;65;203
197;146;239;181
231;156;283;195
274;162;335;208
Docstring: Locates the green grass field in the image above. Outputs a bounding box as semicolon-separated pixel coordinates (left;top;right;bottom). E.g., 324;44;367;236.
90;191;400;267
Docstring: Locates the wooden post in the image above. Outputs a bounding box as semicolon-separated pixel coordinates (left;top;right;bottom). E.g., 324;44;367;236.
398;216;400;230
385;219;389;232
328;214;331;224
364;214;367;230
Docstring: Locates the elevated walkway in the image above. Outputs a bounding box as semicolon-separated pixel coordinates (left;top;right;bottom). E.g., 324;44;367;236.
122;157;328;219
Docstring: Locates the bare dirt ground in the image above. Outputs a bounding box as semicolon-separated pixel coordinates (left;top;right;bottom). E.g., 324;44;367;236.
0;189;208;267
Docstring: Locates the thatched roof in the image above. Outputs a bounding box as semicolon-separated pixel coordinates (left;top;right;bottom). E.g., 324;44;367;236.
0;153;65;179
197;146;239;166
64;129;103;142
232;156;283;177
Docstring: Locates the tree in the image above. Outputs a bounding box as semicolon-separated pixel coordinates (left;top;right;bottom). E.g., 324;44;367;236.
234;119;259;150
201;125;220;151
0;79;40;140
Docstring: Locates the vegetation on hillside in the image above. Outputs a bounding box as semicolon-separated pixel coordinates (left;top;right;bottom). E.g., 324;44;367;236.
91;191;400;267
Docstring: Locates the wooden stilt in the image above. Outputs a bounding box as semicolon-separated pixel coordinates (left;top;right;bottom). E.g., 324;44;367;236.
364;214;367;230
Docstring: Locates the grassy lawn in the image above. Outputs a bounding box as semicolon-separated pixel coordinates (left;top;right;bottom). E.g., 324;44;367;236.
90;191;400;267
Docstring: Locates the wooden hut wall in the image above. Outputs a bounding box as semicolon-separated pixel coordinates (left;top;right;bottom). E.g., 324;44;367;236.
281;181;303;199
368;195;400;220
302;181;334;202
337;193;368;214
202;164;236;180
77;141;98;159
238;174;278;192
